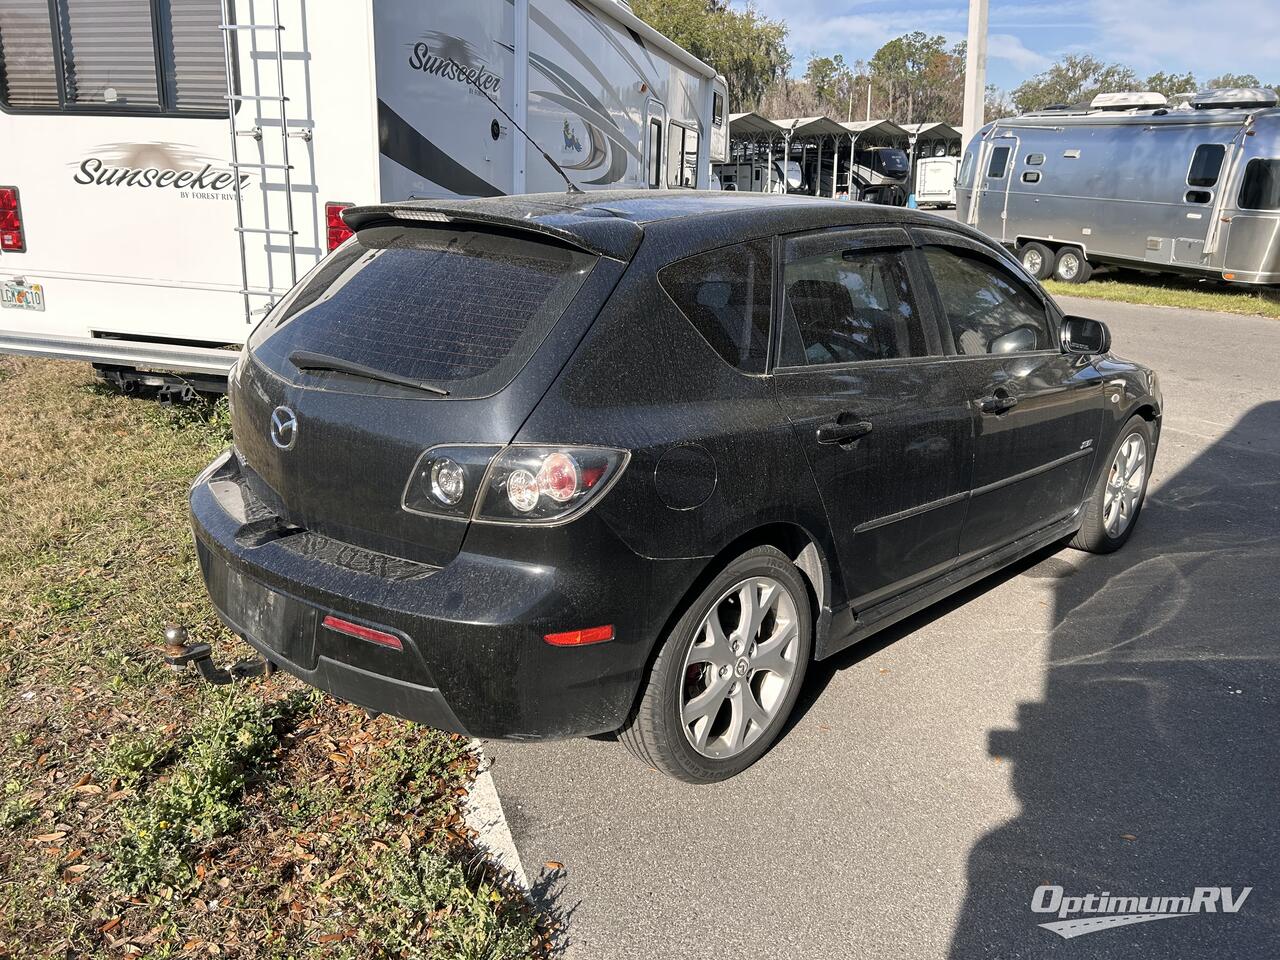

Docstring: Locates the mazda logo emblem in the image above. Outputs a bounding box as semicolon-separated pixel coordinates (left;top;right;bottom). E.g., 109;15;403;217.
270;405;298;450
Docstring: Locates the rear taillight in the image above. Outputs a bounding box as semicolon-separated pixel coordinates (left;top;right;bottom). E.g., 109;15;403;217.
0;187;25;252
325;201;353;251
401;444;629;525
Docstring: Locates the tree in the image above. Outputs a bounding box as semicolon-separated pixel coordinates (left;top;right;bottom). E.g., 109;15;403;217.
1012;54;1138;112
868;32;961;124
630;0;790;110
1144;71;1197;100
1206;72;1260;88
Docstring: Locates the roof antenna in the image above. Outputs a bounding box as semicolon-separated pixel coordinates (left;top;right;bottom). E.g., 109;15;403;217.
455;61;583;195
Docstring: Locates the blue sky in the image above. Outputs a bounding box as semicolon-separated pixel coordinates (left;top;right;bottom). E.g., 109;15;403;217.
744;0;1278;92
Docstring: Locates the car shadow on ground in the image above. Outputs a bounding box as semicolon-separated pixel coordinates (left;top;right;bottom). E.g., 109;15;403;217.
941;403;1280;959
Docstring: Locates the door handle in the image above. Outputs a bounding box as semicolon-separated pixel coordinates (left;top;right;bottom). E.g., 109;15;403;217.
816;418;873;445
978;390;1018;414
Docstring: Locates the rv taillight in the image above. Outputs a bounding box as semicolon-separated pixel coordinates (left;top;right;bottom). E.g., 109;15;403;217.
0;187;25;253
326;201;353;251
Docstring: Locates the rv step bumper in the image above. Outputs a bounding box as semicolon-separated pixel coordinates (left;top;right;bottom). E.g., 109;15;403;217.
0;329;239;376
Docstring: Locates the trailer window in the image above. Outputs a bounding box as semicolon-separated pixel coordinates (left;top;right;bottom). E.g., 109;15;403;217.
647;120;662;188
0;0;228;115
660;239;772;374
1187;144;1226;187
1239;159;1280;210
667;123;699;188
986;146;1011;179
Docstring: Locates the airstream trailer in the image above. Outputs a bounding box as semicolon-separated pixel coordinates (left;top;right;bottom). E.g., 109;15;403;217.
957;89;1280;285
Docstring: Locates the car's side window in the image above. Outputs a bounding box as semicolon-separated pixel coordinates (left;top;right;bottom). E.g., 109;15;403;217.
922;245;1052;355
778;246;927;367
658;239;772;374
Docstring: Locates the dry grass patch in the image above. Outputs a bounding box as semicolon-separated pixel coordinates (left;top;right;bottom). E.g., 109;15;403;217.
0;358;545;959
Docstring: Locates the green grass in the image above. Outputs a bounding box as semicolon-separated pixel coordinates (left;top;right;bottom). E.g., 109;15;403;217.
1044;272;1280;319
0;358;544;959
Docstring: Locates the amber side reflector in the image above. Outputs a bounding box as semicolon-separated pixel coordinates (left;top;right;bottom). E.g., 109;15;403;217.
1223;273;1236;281
322;614;403;651
544;625;614;647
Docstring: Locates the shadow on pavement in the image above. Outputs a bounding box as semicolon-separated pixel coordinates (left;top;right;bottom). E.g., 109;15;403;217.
949;403;1280;958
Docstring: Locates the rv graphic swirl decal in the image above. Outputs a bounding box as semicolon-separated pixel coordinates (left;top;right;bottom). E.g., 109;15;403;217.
408;34;501;94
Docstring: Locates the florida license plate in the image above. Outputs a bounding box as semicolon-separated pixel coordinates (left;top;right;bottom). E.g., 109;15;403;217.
1;280;44;311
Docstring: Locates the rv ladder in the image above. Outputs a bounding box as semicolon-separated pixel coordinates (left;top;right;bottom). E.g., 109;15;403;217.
219;0;304;323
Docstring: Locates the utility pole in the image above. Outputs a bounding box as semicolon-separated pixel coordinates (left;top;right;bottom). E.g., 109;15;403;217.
961;0;989;147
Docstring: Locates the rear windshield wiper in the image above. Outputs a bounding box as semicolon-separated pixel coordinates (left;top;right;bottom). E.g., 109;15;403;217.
288;350;450;396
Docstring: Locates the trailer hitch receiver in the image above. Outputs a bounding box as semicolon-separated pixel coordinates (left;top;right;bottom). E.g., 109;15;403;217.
162;624;275;685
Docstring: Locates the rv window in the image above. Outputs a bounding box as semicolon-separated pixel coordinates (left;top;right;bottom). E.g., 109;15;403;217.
1022;171;1041;184
1185;189;1212;204
778;247;928;367
0;1;61;107
1026;154;1045;166
0;0;227;115
667;124;699;188
659;239;773;374
922;246;1051;356
249;226;597;398
958;151;976;188
1187;144;1226;187
713;91;725;126
1239;159;1280;210
647;120;663;188
986;146;1011;179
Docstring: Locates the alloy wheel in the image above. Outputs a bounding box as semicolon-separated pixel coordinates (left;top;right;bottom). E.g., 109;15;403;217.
679;576;801;759
1023;249;1043;274
1103;432;1147;537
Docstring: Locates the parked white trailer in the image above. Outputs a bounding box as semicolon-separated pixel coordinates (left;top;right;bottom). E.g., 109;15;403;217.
914;156;959;207
0;0;728;390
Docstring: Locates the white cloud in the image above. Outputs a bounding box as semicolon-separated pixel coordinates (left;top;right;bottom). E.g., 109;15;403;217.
987;33;1052;71
1088;0;1278;79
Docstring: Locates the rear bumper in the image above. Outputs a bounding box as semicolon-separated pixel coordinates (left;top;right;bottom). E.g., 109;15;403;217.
190;451;702;739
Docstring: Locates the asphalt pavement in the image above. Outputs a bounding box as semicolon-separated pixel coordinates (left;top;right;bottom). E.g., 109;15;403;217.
484;295;1280;959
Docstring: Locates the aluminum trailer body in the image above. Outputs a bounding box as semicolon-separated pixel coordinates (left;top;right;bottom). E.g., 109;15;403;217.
956;89;1280;285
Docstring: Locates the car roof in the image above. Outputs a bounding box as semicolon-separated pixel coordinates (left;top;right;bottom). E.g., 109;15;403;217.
342;190;982;262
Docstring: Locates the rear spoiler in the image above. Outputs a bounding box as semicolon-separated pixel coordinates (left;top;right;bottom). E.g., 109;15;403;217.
341;202;643;261
0;329;238;376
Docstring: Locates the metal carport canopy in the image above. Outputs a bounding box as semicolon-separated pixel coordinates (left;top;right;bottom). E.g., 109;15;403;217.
841;119;910;140
776;116;849;139
898;122;961;140
728;112;785;137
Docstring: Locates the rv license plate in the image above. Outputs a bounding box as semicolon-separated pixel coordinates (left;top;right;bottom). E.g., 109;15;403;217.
1;280;45;311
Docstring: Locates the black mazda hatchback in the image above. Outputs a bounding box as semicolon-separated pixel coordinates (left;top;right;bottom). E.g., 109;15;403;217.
191;191;1161;782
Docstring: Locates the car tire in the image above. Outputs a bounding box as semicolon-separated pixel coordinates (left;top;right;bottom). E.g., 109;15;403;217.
1018;242;1055;280
1053;247;1093;284
1070;416;1153;554
618;545;813;783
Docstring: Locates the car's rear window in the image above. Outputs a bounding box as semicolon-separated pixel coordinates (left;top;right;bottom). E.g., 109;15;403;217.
248;225;596;397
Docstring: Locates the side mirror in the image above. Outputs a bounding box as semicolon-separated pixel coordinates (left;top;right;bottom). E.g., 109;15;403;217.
1060;315;1111;355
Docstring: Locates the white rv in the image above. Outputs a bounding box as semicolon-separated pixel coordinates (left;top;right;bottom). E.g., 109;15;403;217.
914;156;959;207
0;0;728;392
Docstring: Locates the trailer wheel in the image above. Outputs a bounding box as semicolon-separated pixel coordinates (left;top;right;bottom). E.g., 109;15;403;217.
1053;247;1093;284
1018;242;1055;280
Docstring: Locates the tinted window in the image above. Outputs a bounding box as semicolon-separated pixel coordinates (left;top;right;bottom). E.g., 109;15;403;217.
986;146;1011;179
249;226;595;396
779;248;926;366
0;0;227;113
1022;171;1041;183
1026;153;1045;166
923;246;1051;355
659;240;772;374
1188;144;1226;187
1239;159;1280;210
958;150;976;188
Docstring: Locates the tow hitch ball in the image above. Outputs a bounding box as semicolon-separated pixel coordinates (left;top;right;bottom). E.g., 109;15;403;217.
162;625;275;685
